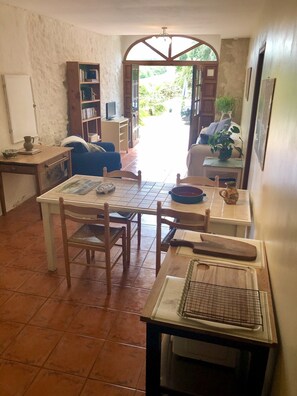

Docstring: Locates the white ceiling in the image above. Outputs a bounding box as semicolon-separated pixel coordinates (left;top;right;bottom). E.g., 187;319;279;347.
1;0;266;38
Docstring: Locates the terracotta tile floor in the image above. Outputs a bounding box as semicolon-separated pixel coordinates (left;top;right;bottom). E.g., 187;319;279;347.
0;195;153;395
0;117;195;395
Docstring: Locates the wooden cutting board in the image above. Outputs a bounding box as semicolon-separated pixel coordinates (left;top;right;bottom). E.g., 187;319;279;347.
170;233;257;261
177;259;262;329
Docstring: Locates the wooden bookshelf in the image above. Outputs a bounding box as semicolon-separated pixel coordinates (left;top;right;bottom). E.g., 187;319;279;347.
66;62;101;142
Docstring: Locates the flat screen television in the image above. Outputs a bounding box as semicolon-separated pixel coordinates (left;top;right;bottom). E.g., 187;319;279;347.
106;101;116;120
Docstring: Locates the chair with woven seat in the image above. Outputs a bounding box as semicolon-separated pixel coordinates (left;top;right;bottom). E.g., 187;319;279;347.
59;197;127;295
156;200;210;275
103;167;142;264
176;173;219;187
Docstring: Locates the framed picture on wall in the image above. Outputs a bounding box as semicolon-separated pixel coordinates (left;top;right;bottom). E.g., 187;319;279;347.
245;67;252;100
254;78;276;170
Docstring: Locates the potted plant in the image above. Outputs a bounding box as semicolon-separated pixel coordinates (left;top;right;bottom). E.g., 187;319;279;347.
208;125;242;161
215;96;235;119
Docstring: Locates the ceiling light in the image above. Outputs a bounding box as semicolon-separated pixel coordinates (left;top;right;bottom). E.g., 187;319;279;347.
153;26;172;45
161;26;171;44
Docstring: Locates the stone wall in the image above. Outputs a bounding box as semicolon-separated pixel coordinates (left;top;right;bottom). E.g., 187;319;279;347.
217;38;250;124
0;3;122;211
27;13;123;146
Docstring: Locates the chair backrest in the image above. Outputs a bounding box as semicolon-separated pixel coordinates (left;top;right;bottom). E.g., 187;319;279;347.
59;197;112;245
176;173;219;187
156;201;210;274
103;167;141;182
156;201;210;234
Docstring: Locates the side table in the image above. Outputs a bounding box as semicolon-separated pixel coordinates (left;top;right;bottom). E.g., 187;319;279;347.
101;117;129;153
203;157;243;188
0;145;72;216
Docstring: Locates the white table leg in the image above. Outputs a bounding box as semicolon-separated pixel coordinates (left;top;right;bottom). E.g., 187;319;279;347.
41;203;57;271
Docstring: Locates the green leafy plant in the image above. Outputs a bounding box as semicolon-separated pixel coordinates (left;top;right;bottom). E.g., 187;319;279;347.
215;96;235;114
208;125;242;161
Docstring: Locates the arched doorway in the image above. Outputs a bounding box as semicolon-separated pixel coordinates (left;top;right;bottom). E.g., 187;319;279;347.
123;35;219;149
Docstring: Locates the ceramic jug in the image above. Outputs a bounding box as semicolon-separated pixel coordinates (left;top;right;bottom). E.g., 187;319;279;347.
23;136;34;151
219;181;239;205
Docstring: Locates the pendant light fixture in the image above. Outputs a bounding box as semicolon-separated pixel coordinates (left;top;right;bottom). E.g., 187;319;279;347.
158;26;171;44
152;26;172;45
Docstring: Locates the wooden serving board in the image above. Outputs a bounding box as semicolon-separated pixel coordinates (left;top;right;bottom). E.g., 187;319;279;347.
170;234;257;261
177;259;262;329
188;259;256;288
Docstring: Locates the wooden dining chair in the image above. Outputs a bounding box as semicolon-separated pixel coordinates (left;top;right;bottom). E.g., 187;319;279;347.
176;173;220;187
156;201;210;275
59;197;127;295
103;167;142;264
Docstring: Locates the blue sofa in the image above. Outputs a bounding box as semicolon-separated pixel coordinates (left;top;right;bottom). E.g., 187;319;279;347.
61;137;122;176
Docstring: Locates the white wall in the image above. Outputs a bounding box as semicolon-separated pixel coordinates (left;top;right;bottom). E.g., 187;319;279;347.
241;0;297;394
0;3;122;212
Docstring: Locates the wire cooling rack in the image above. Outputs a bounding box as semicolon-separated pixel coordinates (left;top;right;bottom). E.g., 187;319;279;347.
180;281;263;329
178;259;263;330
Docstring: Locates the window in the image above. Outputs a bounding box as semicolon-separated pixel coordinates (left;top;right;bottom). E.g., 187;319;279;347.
125;36;217;62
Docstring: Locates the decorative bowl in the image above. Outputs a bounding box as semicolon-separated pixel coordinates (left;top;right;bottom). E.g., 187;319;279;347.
169;185;206;204
96;182;116;194
2;149;18;159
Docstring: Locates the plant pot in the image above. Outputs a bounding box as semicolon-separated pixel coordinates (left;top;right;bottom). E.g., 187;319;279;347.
218;147;232;161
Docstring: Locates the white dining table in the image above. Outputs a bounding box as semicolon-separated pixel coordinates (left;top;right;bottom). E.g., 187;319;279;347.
36;174;252;271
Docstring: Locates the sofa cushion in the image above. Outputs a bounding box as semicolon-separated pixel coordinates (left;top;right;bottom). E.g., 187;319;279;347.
216;117;232;132
86;143;106;152
197;118;233;145
60;136;90;153
197;122;219;144
204;122;219;135
197;133;210;144
229;122;242;144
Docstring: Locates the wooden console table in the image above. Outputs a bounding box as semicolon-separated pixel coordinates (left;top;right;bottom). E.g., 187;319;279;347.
203;157;244;188
0;145;72;215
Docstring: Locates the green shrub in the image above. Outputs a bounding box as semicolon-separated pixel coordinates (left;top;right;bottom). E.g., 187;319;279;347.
215;96;235;114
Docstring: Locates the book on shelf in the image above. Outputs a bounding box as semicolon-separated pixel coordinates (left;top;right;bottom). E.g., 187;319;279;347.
82;107;97;120
86;69;98;80
88;133;99;142
79;69;87;82
81;86;94;101
79;68;99;83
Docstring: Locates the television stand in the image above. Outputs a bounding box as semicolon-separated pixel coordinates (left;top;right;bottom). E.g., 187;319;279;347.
101;117;129;153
